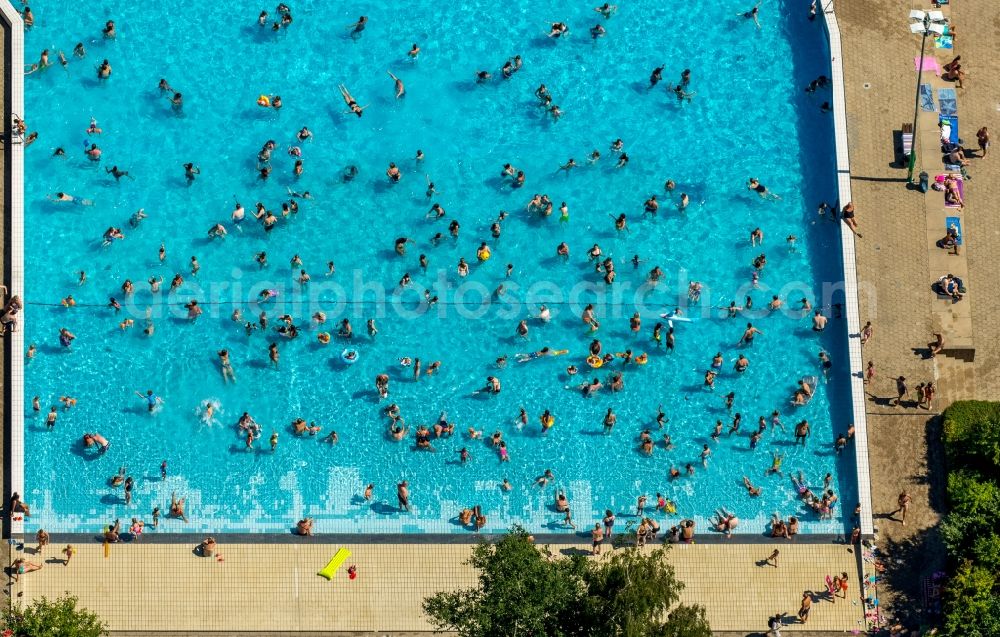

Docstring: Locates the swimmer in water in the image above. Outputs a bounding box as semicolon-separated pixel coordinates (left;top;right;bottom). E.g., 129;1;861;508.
748;177;781;200
339;85;368;117
47;192;93;206
743;2;762;29
386;71;405;98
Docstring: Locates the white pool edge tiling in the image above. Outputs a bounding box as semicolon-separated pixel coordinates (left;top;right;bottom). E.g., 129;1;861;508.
822;2;874;537
2;0;25;537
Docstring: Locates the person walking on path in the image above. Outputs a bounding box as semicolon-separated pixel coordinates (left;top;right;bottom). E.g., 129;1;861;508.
894;491;912;525
767;613;785;636
765;548;779;567
797;592;812;623
836;572;849;599
893;376;907;407
921;382;936;410
860;321;873;345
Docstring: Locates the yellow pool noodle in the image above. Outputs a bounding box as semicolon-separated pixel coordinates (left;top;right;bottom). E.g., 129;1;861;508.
317;548;351;580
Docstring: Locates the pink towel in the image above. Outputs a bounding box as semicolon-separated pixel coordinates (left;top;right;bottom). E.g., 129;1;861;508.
915;56;941;76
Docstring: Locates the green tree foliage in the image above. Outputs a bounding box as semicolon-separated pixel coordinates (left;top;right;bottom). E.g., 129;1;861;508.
656;604;713;637
940;470;1000;557
939;402;1000;636
942;563;1000;637
423;527;710;637
942;401;1000;473
2;595;106;637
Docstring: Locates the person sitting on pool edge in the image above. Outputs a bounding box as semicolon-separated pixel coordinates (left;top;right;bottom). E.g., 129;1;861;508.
296;518;313;536
199;537;218;557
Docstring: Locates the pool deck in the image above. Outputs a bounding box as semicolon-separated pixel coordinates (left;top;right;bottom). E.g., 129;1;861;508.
836;0;1000;627
7;0;997;633
6;539;863;634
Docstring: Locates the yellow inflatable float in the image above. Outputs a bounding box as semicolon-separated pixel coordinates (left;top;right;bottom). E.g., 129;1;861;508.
317;547;351;580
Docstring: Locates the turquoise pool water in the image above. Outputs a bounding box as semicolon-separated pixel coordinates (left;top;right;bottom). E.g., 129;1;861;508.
22;1;856;535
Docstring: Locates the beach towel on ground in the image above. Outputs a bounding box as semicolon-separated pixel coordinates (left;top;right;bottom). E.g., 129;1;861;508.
940;115;959;143
938;88;957;116
919;84;935;111
915;56;941;76
946;216;962;245
935;34;953;49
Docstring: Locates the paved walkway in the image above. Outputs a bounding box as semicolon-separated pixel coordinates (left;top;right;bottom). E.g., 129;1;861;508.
9;540;862;633
837;0;1000;626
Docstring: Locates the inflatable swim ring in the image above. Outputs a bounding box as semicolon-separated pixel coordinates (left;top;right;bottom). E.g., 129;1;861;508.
541;415;555;428
317;332;331;344
257;95;271;107
341;348;359;364
586;355;603;368
665;500;676;514
635;353;648;365
477;246;491;261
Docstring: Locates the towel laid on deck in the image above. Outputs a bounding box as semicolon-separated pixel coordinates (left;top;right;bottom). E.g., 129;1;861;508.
938;88;957;116
920;84;936;111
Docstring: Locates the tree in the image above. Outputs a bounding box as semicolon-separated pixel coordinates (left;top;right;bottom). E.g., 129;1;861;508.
942;562;1000;637
2;595;106;637
423;526;711;637
942;401;1000;473
939;401;1000;637
423;527;585;637
657;604;713;637
940;471;1000;557
579;546;704;637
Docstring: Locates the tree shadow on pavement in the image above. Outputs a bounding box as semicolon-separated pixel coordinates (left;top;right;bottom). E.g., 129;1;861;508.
875;415;948;626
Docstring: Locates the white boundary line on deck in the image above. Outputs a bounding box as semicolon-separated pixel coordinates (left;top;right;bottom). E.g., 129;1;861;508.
822;2;874;537
1;0;25;537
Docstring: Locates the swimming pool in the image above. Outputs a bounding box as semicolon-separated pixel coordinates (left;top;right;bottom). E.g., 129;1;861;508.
21;0;856;535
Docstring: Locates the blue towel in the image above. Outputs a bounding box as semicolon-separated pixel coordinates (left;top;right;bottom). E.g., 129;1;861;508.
938;88;957;116
941;115;959;143
919;84;935;111
946;217;962;245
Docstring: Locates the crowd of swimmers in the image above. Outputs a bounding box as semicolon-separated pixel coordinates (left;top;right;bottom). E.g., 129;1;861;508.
17;5;855;540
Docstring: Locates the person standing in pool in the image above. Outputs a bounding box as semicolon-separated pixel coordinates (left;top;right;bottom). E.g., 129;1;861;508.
347;15;367;38
397;481;411;511
738;322;763;346
603;408;616;434
649;64;665;88
135;389;162;413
